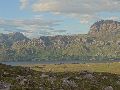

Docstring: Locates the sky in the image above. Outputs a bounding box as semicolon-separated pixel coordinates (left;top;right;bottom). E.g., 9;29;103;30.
0;0;120;38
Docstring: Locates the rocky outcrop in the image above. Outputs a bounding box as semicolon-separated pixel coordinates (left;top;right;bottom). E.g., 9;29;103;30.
89;20;120;37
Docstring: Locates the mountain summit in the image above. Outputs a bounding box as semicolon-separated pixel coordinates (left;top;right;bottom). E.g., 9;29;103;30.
89;20;120;37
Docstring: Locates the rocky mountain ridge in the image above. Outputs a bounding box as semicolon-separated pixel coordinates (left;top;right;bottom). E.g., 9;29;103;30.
89;20;120;37
0;20;120;61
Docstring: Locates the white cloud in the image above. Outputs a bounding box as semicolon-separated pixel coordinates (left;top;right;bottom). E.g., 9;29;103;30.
19;0;120;24
34;15;44;20
32;0;120;14
31;0;120;23
17;0;120;37
105;16;120;21
0;18;5;24
0;18;66;37
20;0;29;10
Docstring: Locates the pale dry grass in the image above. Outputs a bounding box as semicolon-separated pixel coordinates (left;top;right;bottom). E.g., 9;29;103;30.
22;62;120;74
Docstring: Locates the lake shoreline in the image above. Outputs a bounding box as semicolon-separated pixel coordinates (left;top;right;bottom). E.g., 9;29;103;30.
0;60;120;66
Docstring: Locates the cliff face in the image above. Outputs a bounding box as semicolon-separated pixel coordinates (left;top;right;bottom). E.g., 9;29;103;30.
89;20;120;37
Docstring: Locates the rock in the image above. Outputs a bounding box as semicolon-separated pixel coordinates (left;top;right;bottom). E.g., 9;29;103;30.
89;20;120;37
80;70;93;75
39;87;44;90
62;80;77;87
80;70;94;80
83;74;94;80
116;81;120;85
40;73;49;78
0;82;11;90
102;76;108;80
20;79;27;85
104;86;114;90
0;84;6;89
16;75;25;81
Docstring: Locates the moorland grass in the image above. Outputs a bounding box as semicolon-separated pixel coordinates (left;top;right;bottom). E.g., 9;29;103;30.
22;62;120;74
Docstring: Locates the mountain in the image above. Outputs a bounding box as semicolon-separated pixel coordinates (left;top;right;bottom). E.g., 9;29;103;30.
0;20;120;61
0;32;29;47
89;20;120;40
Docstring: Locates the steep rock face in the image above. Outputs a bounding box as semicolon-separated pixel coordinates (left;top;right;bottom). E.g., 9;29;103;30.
0;32;29;47
89;20;120;37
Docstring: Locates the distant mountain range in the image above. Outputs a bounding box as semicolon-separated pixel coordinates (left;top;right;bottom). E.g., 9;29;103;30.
0;20;120;61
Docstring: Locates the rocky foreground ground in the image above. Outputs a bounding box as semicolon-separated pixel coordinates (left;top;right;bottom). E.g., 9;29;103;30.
0;63;120;90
